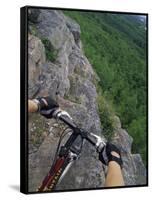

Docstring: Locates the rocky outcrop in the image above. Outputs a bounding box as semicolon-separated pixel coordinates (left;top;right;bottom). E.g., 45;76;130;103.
28;9;146;192
28;34;45;98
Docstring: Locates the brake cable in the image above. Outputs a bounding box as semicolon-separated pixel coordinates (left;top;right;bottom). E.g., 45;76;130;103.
37;109;106;192
50;126;72;172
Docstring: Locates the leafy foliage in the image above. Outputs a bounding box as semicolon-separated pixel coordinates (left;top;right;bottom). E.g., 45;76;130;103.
97;94;116;140
64;11;147;164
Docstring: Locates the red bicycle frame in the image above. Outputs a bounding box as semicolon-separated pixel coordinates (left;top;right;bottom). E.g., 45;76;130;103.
37;110;106;192
38;156;70;191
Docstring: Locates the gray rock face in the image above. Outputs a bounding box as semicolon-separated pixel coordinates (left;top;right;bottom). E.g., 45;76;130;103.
28;9;146;192
112;128;146;185
28;9;40;23
28;34;46;98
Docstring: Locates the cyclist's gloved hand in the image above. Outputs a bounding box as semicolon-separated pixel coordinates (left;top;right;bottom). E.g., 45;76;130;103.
99;142;123;168
35;96;59;118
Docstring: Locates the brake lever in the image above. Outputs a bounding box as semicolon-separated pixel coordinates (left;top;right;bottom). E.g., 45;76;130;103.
81;131;106;152
57;111;73;121
52;109;73;120
53;109;106;152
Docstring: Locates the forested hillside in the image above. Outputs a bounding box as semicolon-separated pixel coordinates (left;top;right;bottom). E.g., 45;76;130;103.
64;11;147;164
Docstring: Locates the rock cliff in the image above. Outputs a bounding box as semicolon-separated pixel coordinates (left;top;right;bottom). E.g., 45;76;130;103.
28;9;146;192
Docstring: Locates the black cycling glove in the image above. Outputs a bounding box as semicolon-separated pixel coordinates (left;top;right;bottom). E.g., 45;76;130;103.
35;96;59;118
99;142;123;168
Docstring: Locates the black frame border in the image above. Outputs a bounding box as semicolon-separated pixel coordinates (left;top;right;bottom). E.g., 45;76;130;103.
20;6;28;194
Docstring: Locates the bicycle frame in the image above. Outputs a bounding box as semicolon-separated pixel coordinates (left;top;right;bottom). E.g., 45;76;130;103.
37;110;106;192
38;156;72;191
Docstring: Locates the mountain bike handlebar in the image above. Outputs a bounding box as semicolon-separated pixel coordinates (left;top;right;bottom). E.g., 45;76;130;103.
37;108;106;192
53;109;106;152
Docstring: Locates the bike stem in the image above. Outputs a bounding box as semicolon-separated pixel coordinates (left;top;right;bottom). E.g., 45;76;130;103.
37;109;106;192
56;113;106;152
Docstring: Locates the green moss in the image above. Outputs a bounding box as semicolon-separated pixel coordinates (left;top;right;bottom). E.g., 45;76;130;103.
41;38;58;62
28;24;58;62
30;26;37;36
